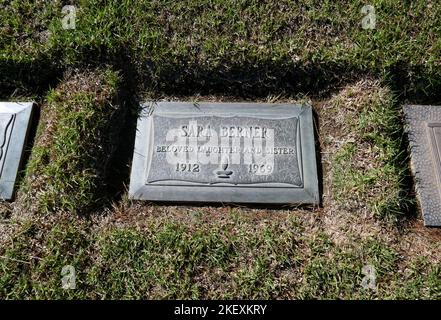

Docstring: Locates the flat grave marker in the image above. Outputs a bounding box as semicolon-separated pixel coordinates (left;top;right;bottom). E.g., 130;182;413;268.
0;102;34;200
404;105;441;226
129;102;319;204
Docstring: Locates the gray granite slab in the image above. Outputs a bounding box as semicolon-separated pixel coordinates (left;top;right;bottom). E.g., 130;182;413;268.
0;102;34;200
404;105;441;226
129;102;319;204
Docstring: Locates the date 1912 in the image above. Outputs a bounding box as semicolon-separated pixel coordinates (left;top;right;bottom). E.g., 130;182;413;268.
176;163;200;172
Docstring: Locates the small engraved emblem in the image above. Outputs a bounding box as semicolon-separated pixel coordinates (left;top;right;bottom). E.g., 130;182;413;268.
215;156;233;178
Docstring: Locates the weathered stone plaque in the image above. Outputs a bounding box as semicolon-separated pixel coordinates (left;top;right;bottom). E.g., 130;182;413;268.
0;102;34;200
129;102;319;204
404;105;441;226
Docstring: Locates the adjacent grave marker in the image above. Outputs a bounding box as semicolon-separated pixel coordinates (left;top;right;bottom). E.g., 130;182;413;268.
404;105;441;226
0;102;34;200
129;102;319;204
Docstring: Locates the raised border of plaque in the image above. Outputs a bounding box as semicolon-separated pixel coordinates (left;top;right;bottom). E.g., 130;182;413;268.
129;102;319;204
0;102;34;200
404;105;441;226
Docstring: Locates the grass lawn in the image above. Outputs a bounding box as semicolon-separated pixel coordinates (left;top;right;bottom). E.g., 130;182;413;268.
0;0;440;299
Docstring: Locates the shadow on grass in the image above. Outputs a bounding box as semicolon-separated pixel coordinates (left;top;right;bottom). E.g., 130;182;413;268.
142;60;369;100
0;56;62;100
386;62;441;106
101;51;143;206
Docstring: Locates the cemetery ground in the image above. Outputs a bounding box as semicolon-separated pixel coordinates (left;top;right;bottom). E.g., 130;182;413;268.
0;0;441;299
